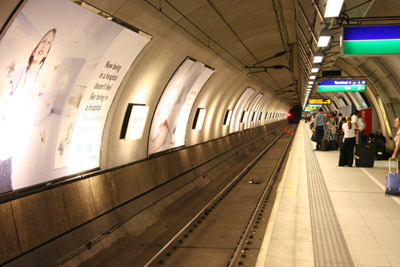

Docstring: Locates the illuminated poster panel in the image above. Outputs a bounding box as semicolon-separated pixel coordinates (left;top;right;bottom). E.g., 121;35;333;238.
229;88;256;134
255;95;272;127
148;58;215;155
125;105;150;140
0;0;150;193
244;93;263;129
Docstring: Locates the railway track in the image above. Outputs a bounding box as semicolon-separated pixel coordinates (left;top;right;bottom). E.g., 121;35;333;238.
145;125;296;266
80;124;297;267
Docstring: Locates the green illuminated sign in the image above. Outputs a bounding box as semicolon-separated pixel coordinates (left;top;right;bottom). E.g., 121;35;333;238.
317;80;366;92
305;107;316;110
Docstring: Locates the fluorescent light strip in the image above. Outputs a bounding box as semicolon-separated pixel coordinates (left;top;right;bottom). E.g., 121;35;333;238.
317;36;331;47
313;56;323;63
324;0;344;18
311;67;320;73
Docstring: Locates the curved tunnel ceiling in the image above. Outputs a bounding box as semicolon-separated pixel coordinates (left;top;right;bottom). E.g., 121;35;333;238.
2;0;400;109
296;0;400;108
0;0;400;181
132;0;299;106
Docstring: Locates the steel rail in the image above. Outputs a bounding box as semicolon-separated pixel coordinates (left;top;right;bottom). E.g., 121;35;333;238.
228;127;296;266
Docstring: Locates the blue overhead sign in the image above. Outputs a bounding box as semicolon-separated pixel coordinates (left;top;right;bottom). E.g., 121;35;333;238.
342;25;400;56
318;80;367;92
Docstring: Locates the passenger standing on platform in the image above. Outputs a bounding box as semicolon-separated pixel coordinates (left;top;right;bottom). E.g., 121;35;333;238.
339;116;356;167
309;113;315;129
331;113;338;141
391;118;400;166
313;108;326;151
337;116;346;148
357;115;367;143
351;111;360;143
336;113;343;128
326;114;333;140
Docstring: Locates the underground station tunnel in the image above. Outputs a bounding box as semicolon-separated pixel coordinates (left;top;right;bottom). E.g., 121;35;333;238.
1;0;400;266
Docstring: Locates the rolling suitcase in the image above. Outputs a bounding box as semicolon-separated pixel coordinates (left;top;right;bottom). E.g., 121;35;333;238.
385;159;400;195
355;143;374;167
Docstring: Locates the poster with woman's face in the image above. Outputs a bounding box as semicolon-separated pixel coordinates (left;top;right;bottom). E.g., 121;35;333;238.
148;58;215;155
0;0;150;193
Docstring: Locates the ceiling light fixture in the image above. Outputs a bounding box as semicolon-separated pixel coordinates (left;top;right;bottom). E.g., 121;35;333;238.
317;28;331;47
313;51;325;63
310;75;316;80
324;0;344;18
311;64;321;73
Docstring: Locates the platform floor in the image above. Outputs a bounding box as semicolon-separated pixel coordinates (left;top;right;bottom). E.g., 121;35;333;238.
256;121;400;267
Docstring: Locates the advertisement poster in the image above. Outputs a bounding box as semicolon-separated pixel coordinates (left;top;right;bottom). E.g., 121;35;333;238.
255;95;272;127
229;88;255;134
244;93;263;129
148;58;215;155
0;0;150;193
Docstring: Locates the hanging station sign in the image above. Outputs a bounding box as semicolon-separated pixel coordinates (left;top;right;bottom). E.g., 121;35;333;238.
309;99;331;105
304;107;316;111
307;104;322;108
342;25;400;56
317;80;367;92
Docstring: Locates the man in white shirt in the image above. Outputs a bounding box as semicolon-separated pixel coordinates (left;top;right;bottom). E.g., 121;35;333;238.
351;111;360;143
357;116;366;143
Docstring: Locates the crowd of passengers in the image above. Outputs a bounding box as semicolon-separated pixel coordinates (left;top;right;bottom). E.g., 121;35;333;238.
305;108;400;168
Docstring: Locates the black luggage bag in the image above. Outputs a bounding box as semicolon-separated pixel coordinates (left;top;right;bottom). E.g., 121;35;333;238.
321;139;332;151
375;144;385;160
355;143;375;167
331;140;339;150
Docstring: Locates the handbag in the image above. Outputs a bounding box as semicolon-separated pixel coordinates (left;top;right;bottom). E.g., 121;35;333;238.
311;133;317;142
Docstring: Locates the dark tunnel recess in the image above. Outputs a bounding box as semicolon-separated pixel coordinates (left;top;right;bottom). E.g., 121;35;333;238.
287;105;302;124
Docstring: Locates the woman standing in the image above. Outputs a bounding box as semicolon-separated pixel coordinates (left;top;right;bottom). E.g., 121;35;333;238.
339;116;356;167
392;117;400;157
